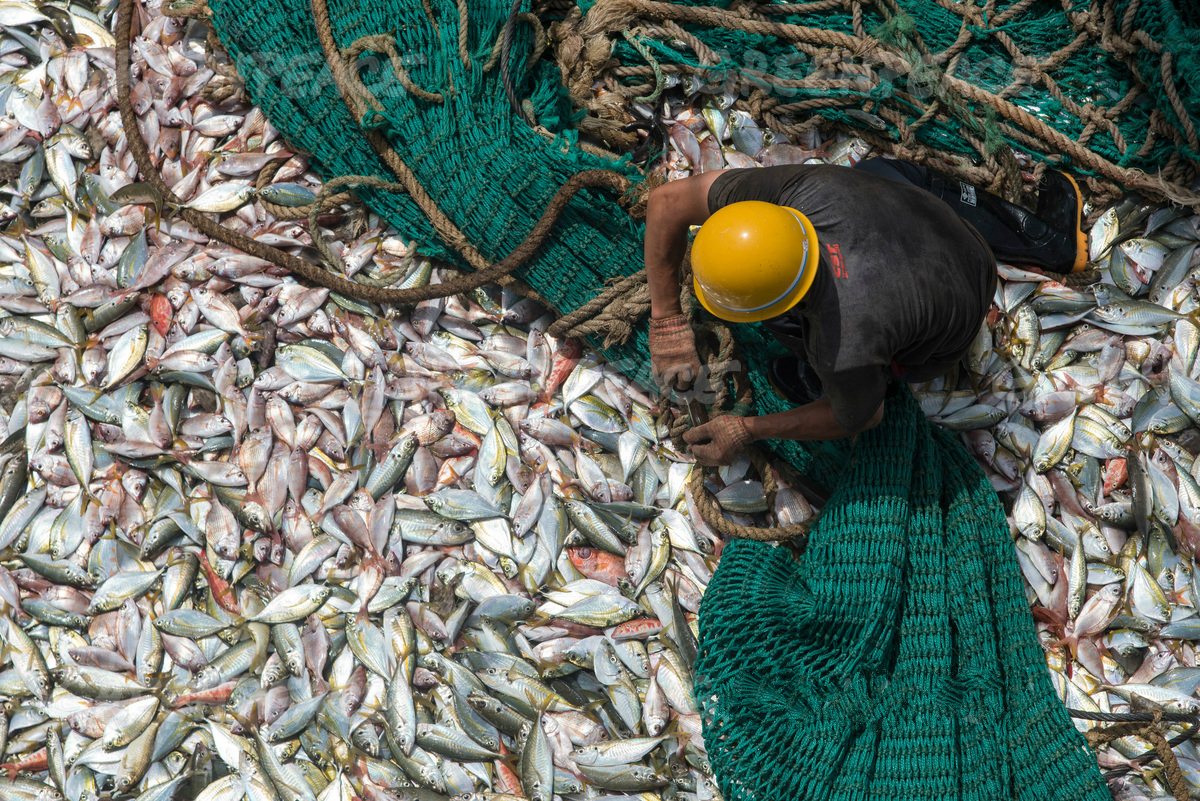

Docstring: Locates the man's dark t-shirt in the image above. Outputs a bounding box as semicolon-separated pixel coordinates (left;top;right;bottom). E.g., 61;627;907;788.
707;164;997;432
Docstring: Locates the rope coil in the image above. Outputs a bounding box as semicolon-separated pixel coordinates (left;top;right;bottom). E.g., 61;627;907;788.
688;447;814;542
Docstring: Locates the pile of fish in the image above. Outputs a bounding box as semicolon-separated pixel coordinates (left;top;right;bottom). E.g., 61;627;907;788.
0;3;828;801
1;0;1200;799
919;198;1200;797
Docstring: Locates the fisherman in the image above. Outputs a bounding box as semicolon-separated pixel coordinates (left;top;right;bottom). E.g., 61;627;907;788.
645;158;1088;465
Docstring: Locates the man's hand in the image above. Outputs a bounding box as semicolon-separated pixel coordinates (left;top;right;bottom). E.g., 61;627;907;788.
683;414;753;466
649;314;703;392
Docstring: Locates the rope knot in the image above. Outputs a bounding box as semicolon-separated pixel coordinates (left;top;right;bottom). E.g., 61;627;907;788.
164;0;211;18
360;110;397;133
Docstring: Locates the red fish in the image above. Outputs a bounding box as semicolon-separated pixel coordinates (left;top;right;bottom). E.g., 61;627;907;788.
1103;457;1127;494
567;547;627;585
172;680;238;708
609;618;665;640
543;619;603;637
2;747;47;779
494;741;523;795
149;293;173;337
198;554;240;614
541;338;582;403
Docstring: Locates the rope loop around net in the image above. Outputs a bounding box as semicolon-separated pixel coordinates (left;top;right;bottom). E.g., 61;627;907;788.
688;445;815;542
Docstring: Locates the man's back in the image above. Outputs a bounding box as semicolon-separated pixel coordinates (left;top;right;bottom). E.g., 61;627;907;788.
708;164;997;430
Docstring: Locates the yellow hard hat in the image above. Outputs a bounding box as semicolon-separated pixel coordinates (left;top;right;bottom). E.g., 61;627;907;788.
691;200;820;323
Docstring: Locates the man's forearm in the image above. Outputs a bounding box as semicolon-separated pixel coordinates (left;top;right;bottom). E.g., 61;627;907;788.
743;397;884;441
645;217;688;319
644;171;726;320
647;257;684;319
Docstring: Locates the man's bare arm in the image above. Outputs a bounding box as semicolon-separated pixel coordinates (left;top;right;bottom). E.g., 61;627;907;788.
744;398;885;441
645;171;728;319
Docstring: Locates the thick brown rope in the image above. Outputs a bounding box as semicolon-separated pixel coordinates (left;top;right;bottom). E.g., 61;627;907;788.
1084;709;1192;801
602;0;869;52
253;159;355;221
309;0;487;272
898;0;1199;200
343;34;445;103
308;0;656;303
454;0;472;67
117;0;419;302
688;446;813;541
944;74;1200;207
546;270;651;344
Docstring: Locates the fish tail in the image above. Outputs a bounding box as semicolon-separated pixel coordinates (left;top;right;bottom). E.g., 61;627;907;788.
170;443;195;461
148;682;177;707
526;611;553;627
1187;310;1200;332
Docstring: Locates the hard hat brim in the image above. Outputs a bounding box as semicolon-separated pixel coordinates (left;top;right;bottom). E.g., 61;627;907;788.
692;207;820;323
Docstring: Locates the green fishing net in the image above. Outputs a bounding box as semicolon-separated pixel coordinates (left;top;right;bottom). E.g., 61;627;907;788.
695;388;1111;800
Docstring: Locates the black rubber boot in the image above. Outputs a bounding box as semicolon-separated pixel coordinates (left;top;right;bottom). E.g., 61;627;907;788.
767;357;824;405
923;169;1084;274
1036;170;1089;273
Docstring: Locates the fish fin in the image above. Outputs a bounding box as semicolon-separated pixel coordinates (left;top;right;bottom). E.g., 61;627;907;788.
148;683;179;708
521;686;554;718
228;708;253;733
220;609;245;630
525;608;554;627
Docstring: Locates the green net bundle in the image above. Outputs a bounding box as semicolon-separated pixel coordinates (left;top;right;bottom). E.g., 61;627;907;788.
561;0;1200;205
